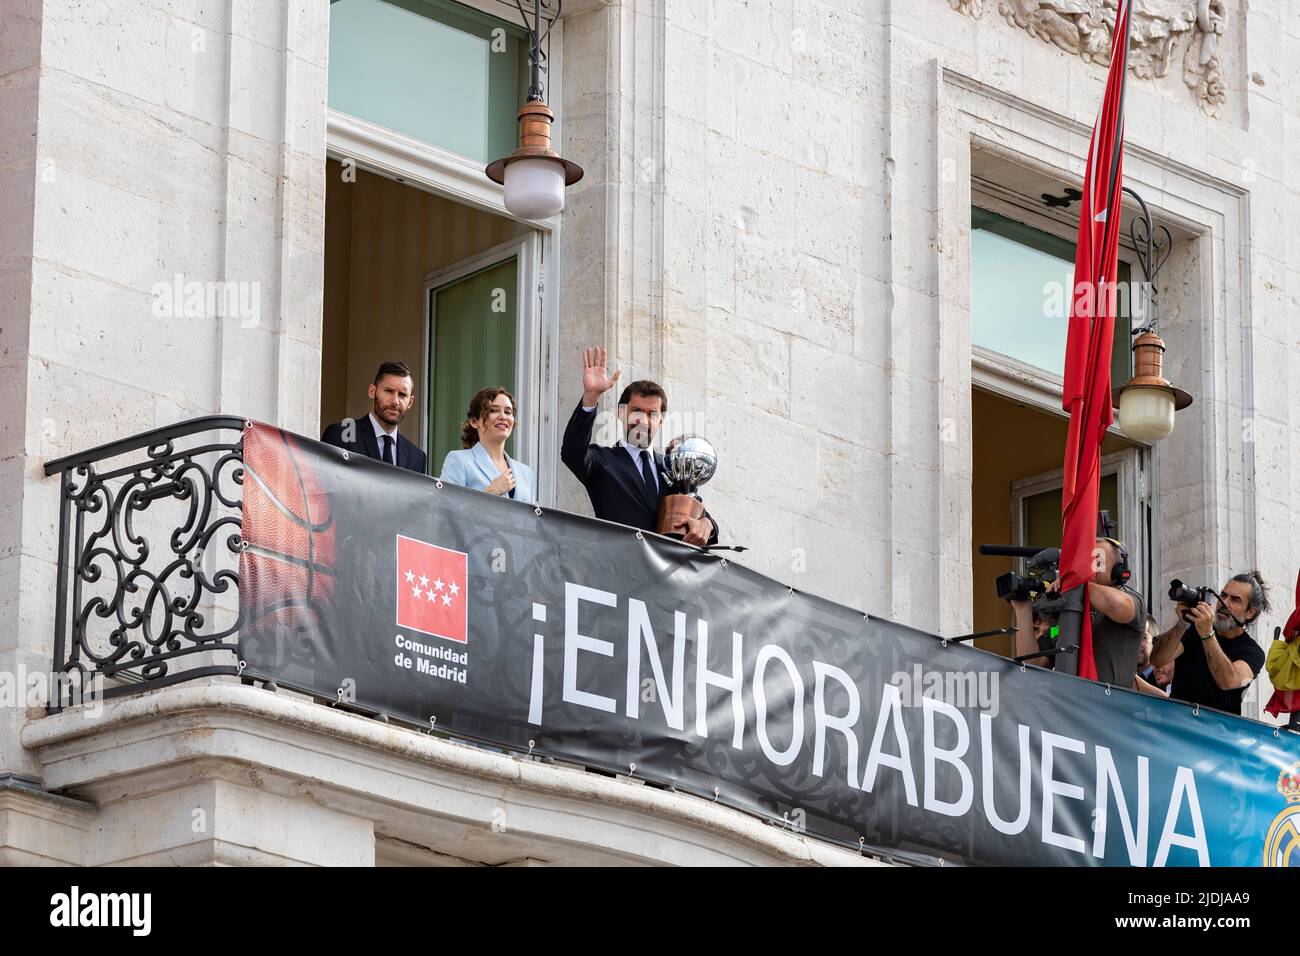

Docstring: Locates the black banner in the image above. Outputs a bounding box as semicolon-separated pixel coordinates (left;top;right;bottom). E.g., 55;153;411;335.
239;423;1300;866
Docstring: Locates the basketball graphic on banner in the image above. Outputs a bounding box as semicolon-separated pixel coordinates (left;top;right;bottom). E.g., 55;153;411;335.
240;425;337;637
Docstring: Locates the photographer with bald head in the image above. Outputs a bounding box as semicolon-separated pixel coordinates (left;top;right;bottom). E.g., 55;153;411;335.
1150;571;1269;717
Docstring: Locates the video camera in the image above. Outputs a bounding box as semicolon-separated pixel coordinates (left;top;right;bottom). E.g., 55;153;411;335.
980;544;1061;604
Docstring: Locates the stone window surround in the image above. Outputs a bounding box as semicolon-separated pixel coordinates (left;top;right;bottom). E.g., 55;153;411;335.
936;66;1255;632
321;0;569;505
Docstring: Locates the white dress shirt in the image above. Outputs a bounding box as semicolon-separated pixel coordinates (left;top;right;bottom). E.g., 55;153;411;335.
369;412;398;465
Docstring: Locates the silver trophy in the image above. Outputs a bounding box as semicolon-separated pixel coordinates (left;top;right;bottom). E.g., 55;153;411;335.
657;434;716;534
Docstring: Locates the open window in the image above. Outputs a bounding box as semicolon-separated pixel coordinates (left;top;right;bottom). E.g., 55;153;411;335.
320;0;563;502
968;178;1153;654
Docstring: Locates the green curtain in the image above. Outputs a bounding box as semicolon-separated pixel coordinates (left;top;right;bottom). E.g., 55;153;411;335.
429;257;518;475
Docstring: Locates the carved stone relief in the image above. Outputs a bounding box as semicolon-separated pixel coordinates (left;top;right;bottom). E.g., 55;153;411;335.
947;0;1227;114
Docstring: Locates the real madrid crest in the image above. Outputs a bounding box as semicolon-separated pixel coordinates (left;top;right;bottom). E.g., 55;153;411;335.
1264;763;1300;866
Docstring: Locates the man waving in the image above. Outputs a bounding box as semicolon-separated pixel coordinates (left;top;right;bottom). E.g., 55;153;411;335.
561;347;718;546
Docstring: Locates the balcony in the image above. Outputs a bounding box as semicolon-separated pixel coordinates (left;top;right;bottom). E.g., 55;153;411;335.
4;417;873;866
10;416;1297;869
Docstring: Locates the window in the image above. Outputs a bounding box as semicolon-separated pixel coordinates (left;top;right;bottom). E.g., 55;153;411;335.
971;206;1132;388
328;0;529;162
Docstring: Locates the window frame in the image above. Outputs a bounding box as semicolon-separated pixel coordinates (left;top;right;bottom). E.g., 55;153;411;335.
970;181;1143;432
421;233;542;486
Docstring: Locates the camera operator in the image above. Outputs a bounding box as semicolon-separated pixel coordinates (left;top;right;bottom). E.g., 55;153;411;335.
1149;571;1269;716
1040;537;1146;686
1010;537;1142;684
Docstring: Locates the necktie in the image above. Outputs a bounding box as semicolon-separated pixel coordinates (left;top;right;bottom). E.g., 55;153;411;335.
638;449;657;499
381;434;394;466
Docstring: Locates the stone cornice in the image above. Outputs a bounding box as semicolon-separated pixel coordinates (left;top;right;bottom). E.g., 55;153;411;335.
23;682;881;867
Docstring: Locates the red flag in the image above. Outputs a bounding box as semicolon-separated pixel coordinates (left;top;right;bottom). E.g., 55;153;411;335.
1059;0;1133;680
396;534;469;643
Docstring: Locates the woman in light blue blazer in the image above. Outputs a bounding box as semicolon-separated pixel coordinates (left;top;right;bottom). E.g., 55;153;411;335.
439;386;537;505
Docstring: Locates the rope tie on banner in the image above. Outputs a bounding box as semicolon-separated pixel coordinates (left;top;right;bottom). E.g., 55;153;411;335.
626;762;637;781
425;715;437;734
712;787;720;802
1104;683;1111;697
527;739;536;756
1192;703;1200;717
858;836;866;855
332;687;345;706
236;659;247;677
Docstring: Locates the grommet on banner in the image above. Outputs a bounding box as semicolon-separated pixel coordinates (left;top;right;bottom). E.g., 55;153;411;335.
1104;683;1111;697
858;836;866;854
1192;704;1200;717
534;506;542;517
426;715;437;734
244;420;253;430
342;450;349;462
720;558;728;569
435;479;444;489
527;739;536;756
1020;661;1027;673
332;687;345;706
787;586;795;596
236;659;247;676
941;639;949;648
862;613;869;622
1274;728;1281;738
635;531;644;540
713;787;721;802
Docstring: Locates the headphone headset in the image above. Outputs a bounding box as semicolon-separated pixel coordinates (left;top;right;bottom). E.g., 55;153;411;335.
1100;537;1131;587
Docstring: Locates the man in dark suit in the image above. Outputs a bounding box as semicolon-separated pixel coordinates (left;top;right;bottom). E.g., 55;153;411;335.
562;347;718;546
321;361;427;474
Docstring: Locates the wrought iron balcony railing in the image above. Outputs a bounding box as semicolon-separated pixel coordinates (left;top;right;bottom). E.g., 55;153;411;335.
43;416;247;710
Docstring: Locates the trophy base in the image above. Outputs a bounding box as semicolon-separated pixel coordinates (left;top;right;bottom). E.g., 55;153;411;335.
656;494;705;536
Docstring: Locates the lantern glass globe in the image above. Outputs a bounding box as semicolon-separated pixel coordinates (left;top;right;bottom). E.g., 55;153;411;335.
1119;385;1176;443
503;158;565;219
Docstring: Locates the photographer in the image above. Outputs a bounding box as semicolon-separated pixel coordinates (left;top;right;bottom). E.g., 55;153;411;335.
1150;571;1270;716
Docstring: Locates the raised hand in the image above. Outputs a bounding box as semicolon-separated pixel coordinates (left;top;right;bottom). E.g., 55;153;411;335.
582;346;621;406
